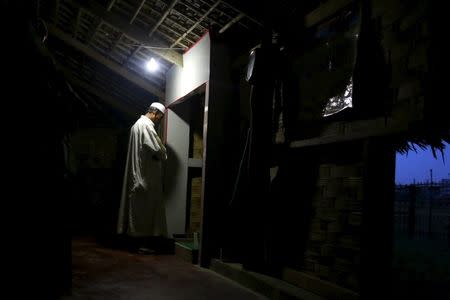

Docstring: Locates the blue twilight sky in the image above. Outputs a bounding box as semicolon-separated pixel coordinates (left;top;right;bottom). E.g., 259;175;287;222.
395;142;450;185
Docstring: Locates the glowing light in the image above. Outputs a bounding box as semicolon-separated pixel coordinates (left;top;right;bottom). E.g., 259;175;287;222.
146;58;159;72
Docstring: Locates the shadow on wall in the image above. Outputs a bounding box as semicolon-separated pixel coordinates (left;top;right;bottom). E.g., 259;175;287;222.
164;144;181;201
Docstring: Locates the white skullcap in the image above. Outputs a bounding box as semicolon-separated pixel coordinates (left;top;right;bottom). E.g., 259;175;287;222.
150;102;166;114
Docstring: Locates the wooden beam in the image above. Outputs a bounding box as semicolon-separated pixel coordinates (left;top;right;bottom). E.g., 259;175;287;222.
177;1;224;28
108;33;124;55
60;66;138;119
131;8;195;47
73;7;82;38
219;13;244;34
122;1;192;47
124;45;142;66
107;0;117;12
69;0;182;66
219;1;263;27
123;45;173;83
48;24;165;99
148;0;179;38
120;4;190;49
172;8;207;32
289;117;409;149
88;41;165;88
130;0;146;24
87;19;103;45
152;26;191;49
170;0;220;48
304;0;354;28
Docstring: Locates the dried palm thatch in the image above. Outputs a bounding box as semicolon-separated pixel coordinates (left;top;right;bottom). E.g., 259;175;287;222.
394;126;450;162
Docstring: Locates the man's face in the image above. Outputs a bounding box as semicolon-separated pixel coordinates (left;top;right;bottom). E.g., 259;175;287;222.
153;112;164;124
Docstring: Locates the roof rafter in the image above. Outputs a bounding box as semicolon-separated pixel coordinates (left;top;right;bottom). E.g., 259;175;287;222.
87;19;103;45
130;0;147;24
69;0;182;66
113;4;190;49
172;7;207;32
218;12;243;33
108;32;124;55
124;45;142;66
170;0;220;48
176;1;222;28
72;7;82;38
107;0;117;12
219;1;263;27
48;24;165;99
148;0;180;38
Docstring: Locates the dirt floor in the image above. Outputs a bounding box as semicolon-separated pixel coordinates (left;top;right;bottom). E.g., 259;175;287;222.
62;237;268;300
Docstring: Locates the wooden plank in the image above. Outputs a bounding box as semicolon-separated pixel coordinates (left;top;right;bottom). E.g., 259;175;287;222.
48;24;164;99
289;117;409;149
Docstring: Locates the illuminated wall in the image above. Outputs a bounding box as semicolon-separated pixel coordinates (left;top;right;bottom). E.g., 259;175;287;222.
164;33;210;238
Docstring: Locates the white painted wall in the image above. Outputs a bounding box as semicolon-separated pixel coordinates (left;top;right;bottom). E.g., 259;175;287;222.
164;108;190;238
164;33;210;238
166;34;210;106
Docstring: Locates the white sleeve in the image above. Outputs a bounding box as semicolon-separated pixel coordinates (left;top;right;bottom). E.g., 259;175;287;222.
142;125;167;160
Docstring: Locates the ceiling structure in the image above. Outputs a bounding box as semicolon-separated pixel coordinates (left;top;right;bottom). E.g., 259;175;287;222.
36;0;265;119
35;0;349;121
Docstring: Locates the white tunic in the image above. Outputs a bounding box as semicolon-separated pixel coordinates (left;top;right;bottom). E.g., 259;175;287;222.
117;115;168;237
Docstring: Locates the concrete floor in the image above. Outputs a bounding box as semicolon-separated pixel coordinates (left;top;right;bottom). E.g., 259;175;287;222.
63;237;268;300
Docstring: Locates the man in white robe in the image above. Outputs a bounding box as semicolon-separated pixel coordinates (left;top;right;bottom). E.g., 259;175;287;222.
117;102;168;252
